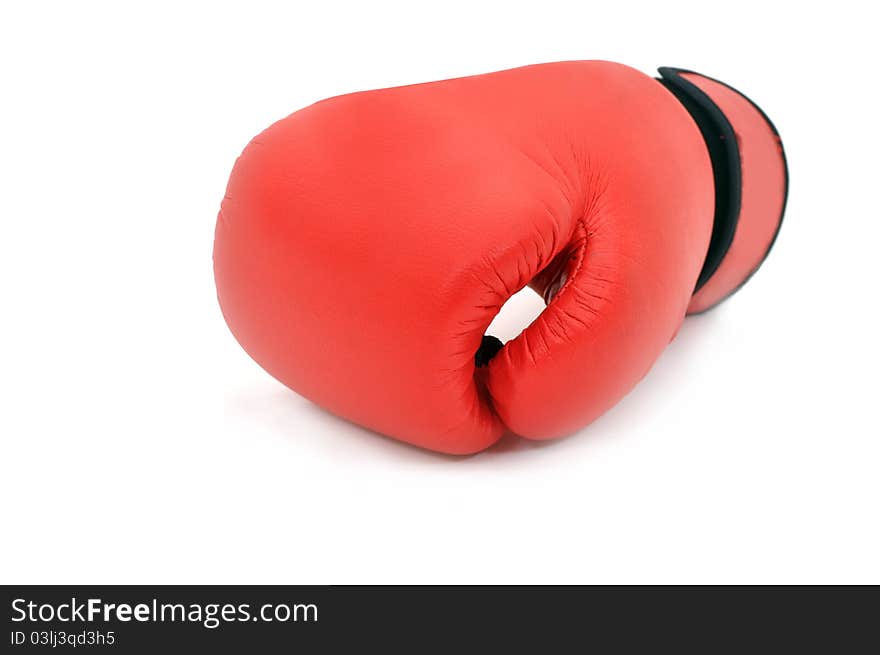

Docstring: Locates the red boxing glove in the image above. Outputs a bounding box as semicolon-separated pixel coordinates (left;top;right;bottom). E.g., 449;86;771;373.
214;61;787;454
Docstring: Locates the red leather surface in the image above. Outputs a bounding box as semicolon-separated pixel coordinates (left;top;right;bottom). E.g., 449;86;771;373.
684;73;787;314
214;61;715;453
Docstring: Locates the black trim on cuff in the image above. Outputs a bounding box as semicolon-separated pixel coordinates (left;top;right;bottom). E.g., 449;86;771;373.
657;67;742;293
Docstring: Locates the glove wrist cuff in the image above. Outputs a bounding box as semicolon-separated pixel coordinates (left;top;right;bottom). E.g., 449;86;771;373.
658;67;788;313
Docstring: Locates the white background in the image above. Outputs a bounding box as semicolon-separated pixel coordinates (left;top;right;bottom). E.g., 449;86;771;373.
2;1;877;584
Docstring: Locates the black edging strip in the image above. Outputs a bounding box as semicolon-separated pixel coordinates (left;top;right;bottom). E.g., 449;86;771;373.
475;335;504;368
657;67;742;294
